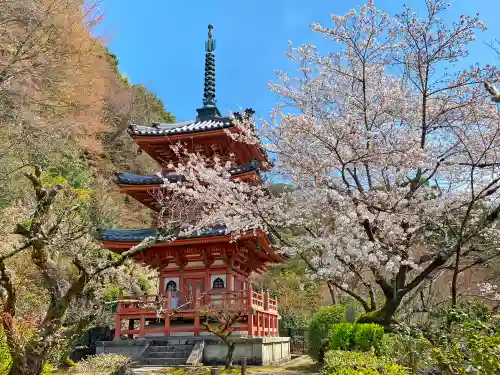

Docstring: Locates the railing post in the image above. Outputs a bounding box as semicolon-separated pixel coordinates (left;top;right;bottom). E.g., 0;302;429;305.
264;290;269;311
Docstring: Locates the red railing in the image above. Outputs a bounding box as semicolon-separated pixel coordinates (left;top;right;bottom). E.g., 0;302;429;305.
117;289;278;314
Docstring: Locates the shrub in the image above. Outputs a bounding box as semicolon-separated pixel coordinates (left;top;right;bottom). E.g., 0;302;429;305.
74;354;131;373
330;323;384;353
324;350;409;375
330;323;354;351
379;329;433;374
353;323;384;352
308;305;346;360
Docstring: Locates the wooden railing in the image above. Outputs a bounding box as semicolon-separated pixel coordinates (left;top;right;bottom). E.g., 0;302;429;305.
117;288;278;314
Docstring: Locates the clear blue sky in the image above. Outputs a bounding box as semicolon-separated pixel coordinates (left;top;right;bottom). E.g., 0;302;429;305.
96;0;500;123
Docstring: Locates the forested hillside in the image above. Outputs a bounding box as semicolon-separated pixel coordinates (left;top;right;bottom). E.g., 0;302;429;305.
0;1;174;371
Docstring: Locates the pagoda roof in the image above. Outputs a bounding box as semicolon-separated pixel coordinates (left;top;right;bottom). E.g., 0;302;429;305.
128;118;231;137
97;225;227;243
116;163;259;186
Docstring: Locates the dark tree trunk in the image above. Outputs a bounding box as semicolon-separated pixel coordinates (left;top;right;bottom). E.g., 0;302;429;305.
224;341;235;369
451;250;460;307
8;349;44;375
326;281;337;304
357;297;402;329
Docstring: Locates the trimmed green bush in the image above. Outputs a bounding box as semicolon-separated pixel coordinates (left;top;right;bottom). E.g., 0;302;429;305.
308;305;346;360
353;323;384;352
330;323;354;351
324;350;409;375
330;323;385;354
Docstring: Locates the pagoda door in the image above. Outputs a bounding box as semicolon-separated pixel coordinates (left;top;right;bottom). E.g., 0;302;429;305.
183;278;205;308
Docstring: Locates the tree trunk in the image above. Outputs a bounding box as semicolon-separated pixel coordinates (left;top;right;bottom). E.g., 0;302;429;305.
8;351;44;375
326;281;337;304
224;341;235;369
356;297;402;329
451;250;460;307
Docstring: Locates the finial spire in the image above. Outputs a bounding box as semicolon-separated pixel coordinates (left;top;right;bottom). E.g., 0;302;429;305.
197;24;220;120
203;24;216;107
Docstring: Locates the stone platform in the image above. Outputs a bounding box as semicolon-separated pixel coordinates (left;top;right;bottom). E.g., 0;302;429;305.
97;336;291;366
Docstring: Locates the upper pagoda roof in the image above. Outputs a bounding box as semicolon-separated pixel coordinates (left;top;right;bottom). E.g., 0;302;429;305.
128;118;231;137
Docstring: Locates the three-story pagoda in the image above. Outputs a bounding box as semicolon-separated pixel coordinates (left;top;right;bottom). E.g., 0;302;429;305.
99;25;286;339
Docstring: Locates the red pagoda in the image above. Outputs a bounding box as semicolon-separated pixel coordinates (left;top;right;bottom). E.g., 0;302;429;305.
99;24;286;340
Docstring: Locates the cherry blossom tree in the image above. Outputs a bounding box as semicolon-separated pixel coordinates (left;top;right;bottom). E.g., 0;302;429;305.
158;1;500;327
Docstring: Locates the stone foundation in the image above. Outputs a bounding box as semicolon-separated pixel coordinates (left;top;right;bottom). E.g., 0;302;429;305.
96;336;291;366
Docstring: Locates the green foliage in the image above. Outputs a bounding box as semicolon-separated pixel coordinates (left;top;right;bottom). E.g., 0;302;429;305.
330;323;384;354
46;153;91;189
330;323;354;351
102;285;121;313
138;275;153;294
131;84;176;123
279;309;309;330
379;328;433;373
431;321;500;375
324;350;409;375
104;47;119;73
356;309;386;325
383;303;500;375
308;305;346;360
352;324;384;352
0;328;10;373
41;363;52;374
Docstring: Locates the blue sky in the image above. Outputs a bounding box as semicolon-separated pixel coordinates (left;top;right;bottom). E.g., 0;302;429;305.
96;0;500;123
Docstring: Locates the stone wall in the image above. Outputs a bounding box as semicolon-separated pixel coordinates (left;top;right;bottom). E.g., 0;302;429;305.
96;336;291;366
203;337;290;366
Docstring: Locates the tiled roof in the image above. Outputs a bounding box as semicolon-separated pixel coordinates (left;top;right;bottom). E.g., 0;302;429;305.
116;163;259;186
128;118;232;136
98;224;228;243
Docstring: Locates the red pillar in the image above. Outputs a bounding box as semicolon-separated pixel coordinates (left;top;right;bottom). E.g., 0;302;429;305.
248;313;254;337
164;314;170;336
114;314;121;339
256;311;260;336
139;316;145;336
194;314;200;336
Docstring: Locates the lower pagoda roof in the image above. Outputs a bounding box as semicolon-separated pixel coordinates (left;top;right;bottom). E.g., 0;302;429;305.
116;163;259;186
97;225;227;243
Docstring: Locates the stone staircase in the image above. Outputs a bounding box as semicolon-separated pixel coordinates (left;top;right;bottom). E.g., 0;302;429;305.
138;339;194;366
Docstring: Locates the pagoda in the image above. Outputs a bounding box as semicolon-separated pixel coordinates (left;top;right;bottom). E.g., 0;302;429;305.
99;25;286;340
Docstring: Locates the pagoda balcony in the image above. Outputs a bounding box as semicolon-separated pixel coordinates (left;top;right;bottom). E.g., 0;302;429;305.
114;288;279;338
116;289;278;315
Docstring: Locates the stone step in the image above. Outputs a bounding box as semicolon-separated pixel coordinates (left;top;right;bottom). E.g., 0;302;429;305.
147;344;193;352
149;339;195;346
145;351;191;359
138;357;187;366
